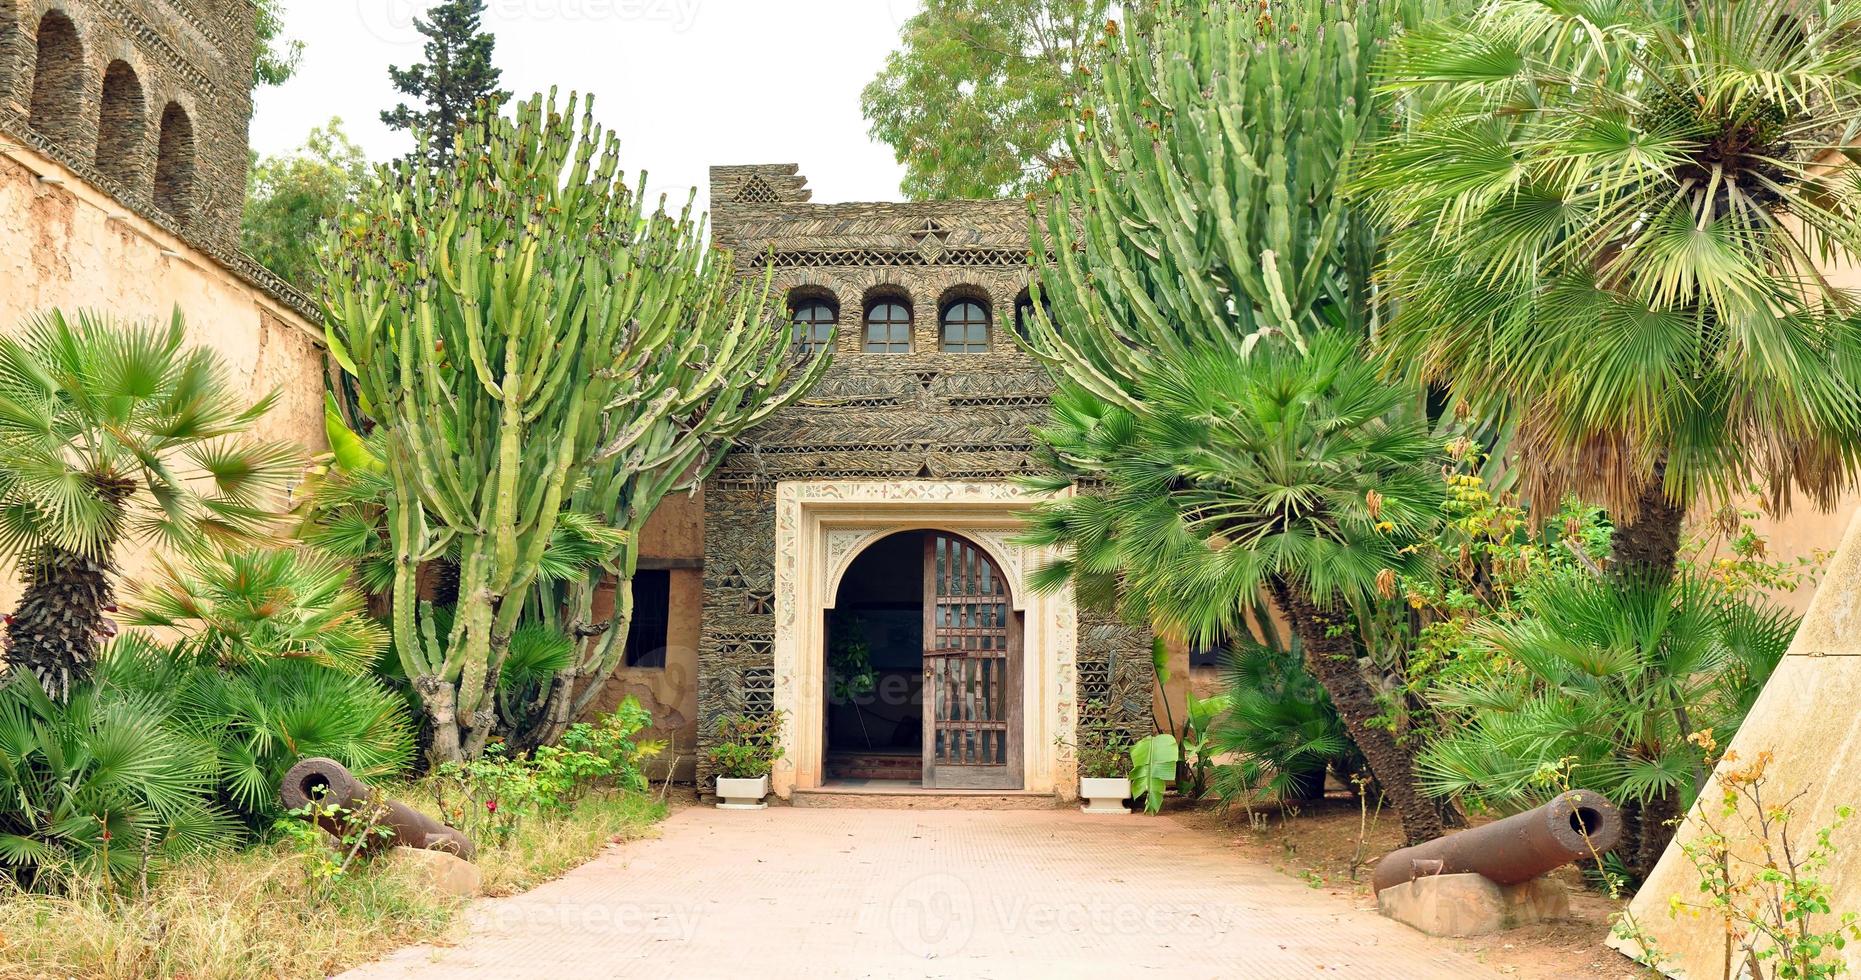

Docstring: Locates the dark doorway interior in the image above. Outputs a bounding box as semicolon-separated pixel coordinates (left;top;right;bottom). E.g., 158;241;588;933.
824;530;924;783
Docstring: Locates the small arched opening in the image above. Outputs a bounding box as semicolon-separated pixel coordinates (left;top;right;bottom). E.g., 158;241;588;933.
28;10;86;146
95;60;146;187
825;529;1021;789
153;101;196;225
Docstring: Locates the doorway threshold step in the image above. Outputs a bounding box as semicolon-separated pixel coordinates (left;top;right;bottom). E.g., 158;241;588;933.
790;783;1061;810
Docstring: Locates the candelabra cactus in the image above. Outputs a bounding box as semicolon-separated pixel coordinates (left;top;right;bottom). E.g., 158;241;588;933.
1016;3;1456;844
322;91;828;762
1020;0;1392;408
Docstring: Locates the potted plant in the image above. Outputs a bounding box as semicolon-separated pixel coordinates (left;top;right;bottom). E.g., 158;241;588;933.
1072;702;1133;814
705;710;785;810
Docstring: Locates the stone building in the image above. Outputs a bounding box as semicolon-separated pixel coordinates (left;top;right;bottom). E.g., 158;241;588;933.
0;0;328;600
603;164;1155;802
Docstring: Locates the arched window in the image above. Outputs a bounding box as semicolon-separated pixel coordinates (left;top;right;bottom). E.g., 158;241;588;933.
28;11;85;147
864;299;911;353
940;299;990;353
790;296;837;354
154;102;196;224
96;61;146;188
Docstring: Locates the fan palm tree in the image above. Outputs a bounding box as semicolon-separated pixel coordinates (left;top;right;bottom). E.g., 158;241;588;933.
102;634;414;828
0;309;300;700
1365;0;1861;581
0;671;234;886
1208;636;1359;807
1022;332;1451;844
125;545;388;673
1417;571;1794;877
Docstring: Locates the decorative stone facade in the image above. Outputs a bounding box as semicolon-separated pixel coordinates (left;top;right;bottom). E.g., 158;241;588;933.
696;164;1153;789
0;0;285;288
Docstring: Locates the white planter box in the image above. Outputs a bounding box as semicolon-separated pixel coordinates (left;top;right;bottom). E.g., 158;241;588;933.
716;774;771;810
1080;776;1131;815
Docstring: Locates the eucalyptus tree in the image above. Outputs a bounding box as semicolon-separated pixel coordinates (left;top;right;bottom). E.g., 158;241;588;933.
323;91;828;763
0;310;300;702
1365;0;1861;582
1015;1;1454;842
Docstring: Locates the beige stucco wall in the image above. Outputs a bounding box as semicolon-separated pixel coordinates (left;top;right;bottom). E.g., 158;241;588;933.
0;140;327;602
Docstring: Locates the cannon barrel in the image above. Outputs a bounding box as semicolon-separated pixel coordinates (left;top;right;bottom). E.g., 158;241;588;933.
1371;789;1619;893
280;757;475;861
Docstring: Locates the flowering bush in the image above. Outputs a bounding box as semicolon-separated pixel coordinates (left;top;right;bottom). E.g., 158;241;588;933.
430;698;663;846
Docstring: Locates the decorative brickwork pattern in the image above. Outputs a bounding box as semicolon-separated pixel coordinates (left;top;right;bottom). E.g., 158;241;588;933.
696;165;1154;780
152;97;192;223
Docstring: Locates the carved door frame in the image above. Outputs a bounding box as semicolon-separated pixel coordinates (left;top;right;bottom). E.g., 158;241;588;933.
771;481;1080;800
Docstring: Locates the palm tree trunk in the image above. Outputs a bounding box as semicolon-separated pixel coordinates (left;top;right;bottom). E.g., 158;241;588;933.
1611;460;1685;584
4;545;114;702
1277;586;1445;845
1629;790;1681;883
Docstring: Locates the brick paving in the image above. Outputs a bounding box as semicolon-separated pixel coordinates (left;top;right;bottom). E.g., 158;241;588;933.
340;805;1500;979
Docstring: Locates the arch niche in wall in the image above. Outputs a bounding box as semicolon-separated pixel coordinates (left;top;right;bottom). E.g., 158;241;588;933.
95;60;145;187
28;10;86;147
153;101;196;225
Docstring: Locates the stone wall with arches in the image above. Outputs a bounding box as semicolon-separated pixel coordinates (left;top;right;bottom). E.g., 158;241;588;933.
0;0;260;252
693;164;1154;786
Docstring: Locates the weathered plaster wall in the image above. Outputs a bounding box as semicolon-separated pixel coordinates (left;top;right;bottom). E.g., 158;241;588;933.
0;138;327;602
587;491;705;780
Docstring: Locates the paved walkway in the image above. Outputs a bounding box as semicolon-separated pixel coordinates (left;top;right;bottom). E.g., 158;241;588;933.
342;805;1498;979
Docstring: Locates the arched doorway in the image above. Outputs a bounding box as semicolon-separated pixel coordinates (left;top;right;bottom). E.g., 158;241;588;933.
825;529;1023;789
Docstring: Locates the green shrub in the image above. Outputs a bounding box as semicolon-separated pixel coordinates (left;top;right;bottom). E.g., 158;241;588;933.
1208;638;1356;806
428;699;663;846
1070;699;1131;779
116;546;416;828
1418;572;1793;874
0;677;234;888
704;711;785;780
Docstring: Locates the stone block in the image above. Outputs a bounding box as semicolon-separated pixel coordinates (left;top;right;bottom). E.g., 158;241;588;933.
1377;873;1569;937
388;845;483;898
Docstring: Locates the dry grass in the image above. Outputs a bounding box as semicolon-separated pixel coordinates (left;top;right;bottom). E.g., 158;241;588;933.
0;790;666;980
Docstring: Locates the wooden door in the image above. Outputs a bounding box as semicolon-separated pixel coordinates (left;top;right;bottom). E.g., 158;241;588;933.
922;532;1022;789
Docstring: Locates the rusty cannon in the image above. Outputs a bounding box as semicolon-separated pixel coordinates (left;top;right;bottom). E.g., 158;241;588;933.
280;756;475;861
1373;789;1621;893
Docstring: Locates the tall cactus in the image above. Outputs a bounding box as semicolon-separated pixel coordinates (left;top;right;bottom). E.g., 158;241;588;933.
323;91;827;762
1021;0;1404;405
1017;3;1459;843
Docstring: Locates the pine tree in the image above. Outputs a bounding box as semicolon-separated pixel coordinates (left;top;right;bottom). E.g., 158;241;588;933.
380;0;509;166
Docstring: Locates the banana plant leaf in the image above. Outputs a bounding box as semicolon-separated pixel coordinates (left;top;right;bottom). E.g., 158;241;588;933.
1130;733;1179;814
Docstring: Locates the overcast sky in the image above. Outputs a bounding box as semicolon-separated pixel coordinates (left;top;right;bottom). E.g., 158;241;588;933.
250;1;916;215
